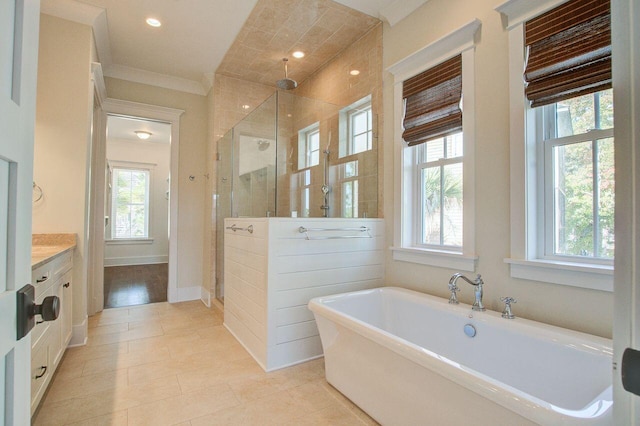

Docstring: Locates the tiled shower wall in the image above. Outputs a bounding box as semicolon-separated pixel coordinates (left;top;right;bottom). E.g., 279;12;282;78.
205;23;383;299
292;23;383;219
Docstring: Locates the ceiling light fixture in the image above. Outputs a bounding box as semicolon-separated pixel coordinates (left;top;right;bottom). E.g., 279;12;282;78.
292;51;305;59
135;131;152;140
242;104;250;110
350;69;360;76
146;17;162;27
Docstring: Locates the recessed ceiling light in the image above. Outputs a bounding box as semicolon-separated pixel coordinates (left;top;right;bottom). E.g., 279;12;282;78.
146;17;162;27
242;104;250;110
135;131;152;140
292;51;305;59
350;69;360;76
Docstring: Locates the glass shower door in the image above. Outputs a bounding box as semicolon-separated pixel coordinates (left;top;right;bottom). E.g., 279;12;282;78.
215;130;232;302
232;95;277;218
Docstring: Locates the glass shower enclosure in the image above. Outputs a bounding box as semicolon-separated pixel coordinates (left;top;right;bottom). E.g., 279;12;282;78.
215;91;378;302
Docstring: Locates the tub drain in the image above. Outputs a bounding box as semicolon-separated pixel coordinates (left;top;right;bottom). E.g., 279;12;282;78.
463;324;476;338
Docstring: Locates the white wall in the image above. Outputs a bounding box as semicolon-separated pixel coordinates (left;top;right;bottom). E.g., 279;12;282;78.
33;14;95;344
104;77;208;293
104;137;170;266
383;0;612;338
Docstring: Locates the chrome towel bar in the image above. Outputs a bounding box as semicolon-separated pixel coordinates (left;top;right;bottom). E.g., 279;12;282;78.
226;224;254;234
298;226;371;240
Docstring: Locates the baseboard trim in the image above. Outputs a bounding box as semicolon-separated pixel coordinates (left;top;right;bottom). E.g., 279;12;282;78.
175;285;201;302
200;287;211;307
104;256;168;267
69;317;88;347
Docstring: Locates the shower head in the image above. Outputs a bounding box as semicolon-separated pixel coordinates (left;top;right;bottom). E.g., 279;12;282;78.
276;58;297;90
257;139;270;151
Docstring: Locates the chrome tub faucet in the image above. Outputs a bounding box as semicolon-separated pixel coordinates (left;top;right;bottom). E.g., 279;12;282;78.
449;273;485;311
448;281;460;304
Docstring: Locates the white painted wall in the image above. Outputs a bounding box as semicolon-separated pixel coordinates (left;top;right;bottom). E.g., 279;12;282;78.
33;14;95;345
383;0;613;338
104;137;170;266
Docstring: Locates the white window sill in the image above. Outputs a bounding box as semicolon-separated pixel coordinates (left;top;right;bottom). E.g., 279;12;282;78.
106;238;154;245
391;247;477;271
504;258;613;292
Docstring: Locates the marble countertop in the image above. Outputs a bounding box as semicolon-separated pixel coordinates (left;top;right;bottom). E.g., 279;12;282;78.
32;233;76;269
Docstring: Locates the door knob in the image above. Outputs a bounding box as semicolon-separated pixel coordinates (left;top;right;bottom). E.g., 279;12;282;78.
16;284;60;340
35;295;60;322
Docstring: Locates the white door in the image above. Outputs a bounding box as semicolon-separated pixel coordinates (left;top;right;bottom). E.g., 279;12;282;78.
612;0;640;423
0;0;41;424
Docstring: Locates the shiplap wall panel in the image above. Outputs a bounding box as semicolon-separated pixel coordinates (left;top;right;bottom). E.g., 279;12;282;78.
274;280;382;308
276;250;383;273
276;305;314;326
224;218;384;371
223;218;269;368
276;320;319;344
276;265;385;290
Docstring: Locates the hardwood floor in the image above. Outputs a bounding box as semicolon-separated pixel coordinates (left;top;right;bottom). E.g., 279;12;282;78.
104;264;168;309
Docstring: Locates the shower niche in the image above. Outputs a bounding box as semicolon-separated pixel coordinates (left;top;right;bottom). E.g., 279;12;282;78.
215;91;379;302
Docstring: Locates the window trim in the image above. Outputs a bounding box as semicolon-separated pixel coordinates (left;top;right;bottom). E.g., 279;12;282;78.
339;95;373;158
497;0;614;291
298;122;320;169
109;161;154;241
387;19;480;271
414;136;464;250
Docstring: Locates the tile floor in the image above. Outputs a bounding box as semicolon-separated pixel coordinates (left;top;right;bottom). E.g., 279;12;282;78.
33;300;377;425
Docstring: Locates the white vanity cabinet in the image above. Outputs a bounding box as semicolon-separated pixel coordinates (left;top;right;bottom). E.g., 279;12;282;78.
30;248;73;415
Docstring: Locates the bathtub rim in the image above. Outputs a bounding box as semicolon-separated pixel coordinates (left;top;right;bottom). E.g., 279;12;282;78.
309;286;613;425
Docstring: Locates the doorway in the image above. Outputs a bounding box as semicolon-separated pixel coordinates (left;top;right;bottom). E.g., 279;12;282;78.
87;98;183;315
103;115;171;308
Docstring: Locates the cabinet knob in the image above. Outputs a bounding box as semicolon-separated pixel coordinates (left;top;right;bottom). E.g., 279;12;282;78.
63;282;70;288
36;276;48;283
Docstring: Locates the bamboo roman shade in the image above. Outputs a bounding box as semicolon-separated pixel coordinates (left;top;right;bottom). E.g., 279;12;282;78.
402;55;462;147
524;0;611;107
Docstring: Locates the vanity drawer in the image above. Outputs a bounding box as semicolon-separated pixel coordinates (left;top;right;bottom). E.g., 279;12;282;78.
31;263;52;291
30;338;50;410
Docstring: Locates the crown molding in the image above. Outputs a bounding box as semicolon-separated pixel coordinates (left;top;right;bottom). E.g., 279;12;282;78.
104;64;208;96
387;19;481;83
41;0;102;26
379;0;430;26
494;0;570;29
41;0;113;68
41;0;208;96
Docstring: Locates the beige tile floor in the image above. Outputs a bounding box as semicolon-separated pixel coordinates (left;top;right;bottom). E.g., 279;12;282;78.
33;301;377;425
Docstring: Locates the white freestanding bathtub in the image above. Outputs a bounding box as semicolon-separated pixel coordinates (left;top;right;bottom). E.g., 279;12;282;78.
308;287;613;425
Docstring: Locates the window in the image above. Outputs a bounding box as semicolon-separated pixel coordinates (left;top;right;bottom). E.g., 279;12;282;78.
339;96;373;157
298;123;320;169
540;90;614;262
340;161;359;218
111;167;150;239
499;0;614;291
416;133;463;248
388;20;480;271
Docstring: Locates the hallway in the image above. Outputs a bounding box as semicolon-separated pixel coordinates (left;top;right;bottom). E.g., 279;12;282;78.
32;301;375;425
104;264;168;309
